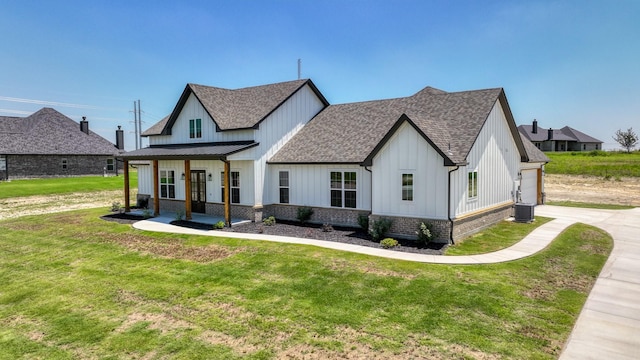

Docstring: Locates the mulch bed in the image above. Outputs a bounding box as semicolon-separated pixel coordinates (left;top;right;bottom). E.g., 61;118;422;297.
101;214;447;255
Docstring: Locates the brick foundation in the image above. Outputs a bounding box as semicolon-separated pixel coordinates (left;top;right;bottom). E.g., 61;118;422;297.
264;204;368;227
451;203;513;242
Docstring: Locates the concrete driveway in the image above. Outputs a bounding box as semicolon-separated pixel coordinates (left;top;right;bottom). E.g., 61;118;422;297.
536;205;640;359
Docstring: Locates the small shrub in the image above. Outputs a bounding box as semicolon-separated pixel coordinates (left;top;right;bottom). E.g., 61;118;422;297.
370;218;392;241
416;222;434;248
142;209;152;219
263;216;276;226
174;210;185;221
322;223;333;232
380;238;399;249
357;214;370;232
297;207;314;223
213;221;225;229
111;201;121;212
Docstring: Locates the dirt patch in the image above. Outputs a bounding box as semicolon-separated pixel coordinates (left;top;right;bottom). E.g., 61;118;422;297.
544;174;640;206
0;190;124;221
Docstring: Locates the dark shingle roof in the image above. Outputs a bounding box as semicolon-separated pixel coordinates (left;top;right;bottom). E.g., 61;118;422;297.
120;141;258;160
518;124;602;143
145;79;329;136
0;108;121;155
270;86;525;165
519;133;550;163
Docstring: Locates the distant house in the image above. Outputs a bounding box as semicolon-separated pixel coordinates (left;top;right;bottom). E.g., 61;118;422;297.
122;79;546;242
518;119;602;152
0;108;124;180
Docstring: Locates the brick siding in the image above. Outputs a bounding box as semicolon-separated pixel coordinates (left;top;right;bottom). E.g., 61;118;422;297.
4;155;118;179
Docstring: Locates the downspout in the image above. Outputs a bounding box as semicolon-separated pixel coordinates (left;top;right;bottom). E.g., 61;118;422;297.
448;165;460;244
364;165;372;217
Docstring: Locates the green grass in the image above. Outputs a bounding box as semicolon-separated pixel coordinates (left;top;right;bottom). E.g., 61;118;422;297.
0;208;612;359
446;216;553;255
545;150;640;177
0;172;137;199
546;201;635;210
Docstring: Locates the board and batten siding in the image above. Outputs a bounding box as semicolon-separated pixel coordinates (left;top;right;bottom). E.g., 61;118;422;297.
140;159;254;205
267;164;371;210
229;84;326;206
451;100;521;217
371;121;449;219
148;93;254;146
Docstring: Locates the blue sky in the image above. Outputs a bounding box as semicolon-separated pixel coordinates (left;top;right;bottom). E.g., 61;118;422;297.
1;0;638;150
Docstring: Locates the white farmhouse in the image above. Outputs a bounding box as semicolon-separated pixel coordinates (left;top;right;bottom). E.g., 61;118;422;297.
121;79;547;242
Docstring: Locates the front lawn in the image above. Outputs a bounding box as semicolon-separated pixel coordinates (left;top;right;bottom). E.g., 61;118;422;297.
446;216;553;255
0;209;612;359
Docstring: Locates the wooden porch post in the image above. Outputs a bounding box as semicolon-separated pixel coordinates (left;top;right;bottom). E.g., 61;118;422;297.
124;160;130;212
184;160;192;220
223;159;231;227
153;160;160;216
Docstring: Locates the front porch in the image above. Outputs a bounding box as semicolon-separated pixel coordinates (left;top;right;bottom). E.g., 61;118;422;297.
125;209;251;227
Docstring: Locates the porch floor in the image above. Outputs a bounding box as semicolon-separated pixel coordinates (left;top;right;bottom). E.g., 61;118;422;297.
126;210;251;227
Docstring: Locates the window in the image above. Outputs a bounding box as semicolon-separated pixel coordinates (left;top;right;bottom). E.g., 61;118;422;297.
221;171;240;204
279;171;289;204
61;158;68;170
330;171;357;208
106;158;115;171
402;174;413;201
160;170;176;199
468;171;478;200
189;118;202;139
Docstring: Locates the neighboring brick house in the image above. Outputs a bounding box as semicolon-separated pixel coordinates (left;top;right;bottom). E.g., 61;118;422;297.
122;79;545;243
518;119;602;152
0;107;124;180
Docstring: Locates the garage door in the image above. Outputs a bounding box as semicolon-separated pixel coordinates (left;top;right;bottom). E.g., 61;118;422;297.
520;169;538;204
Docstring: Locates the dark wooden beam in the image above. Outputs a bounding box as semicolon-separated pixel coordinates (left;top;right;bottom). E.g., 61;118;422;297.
124;160;130;212
153;160;160;216
184;160;192;220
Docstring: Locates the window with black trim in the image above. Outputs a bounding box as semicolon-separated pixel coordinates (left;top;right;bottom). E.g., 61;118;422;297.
279;171;289;204
468;171;478;200
106;158;115;171
160;170;176;199
61;158;68;170
220;171;240;204
189;118;202;139
402;173;413;201
330;171;356;208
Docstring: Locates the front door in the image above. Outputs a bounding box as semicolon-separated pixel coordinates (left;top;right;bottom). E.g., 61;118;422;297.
190;170;206;213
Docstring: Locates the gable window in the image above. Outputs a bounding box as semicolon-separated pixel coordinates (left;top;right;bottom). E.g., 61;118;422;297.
468;171;478;200
189;118;202;139
330;171;356;208
160;170;176;199
402;173;413;201
221;171;240;204
61;158;68;170
106;158;115;171
279;171;289;204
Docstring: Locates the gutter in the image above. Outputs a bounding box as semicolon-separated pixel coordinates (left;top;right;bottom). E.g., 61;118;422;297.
447;165;460;244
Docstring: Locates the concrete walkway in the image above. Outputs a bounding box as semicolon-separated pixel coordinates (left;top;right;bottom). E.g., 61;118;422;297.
132;205;640;358
535;205;640;360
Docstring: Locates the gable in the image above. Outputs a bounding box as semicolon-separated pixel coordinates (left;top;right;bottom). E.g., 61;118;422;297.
156;79;328;136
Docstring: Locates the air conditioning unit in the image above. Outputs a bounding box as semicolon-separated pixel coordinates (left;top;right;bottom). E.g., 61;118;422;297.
514;203;535;223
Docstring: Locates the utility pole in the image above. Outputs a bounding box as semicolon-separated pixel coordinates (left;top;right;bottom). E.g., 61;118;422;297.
133;101;139;150
297;58;301;80
137;99;142;149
